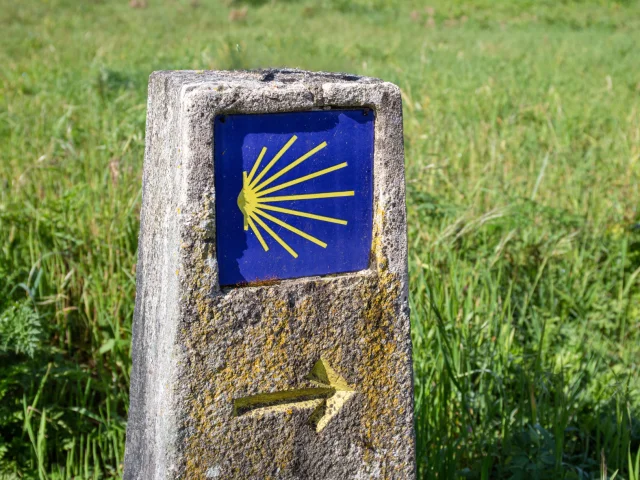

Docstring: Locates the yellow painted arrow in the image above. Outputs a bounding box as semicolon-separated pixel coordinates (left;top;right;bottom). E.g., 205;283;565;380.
233;359;356;432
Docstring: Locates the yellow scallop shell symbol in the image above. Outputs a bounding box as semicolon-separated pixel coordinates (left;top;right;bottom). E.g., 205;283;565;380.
237;135;354;258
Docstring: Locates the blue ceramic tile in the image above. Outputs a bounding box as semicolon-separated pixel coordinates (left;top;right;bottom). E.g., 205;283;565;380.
214;110;374;286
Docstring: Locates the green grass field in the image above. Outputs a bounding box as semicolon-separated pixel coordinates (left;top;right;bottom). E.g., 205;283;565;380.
1;0;639;478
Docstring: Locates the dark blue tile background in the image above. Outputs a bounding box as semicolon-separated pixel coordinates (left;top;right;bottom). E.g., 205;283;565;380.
214;110;374;286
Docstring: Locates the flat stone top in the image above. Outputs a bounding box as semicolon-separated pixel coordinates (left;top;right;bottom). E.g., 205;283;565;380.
150;68;385;87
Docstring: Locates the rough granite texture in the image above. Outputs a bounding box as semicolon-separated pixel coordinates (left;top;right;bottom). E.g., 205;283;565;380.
124;69;415;480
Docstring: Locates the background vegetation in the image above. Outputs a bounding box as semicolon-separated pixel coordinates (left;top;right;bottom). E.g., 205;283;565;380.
1;0;639;478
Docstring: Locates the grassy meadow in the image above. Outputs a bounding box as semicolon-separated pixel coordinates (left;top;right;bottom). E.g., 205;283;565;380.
1;0;639;478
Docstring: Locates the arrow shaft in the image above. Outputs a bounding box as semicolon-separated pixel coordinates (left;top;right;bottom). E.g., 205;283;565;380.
234;387;334;416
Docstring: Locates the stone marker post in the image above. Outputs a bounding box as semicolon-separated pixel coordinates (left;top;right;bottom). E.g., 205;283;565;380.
124;70;415;479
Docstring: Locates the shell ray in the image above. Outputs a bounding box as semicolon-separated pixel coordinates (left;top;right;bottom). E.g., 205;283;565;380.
255;162;348;198
246;147;267;184
257;191;355;203
256;204;347;225
254;208;328;248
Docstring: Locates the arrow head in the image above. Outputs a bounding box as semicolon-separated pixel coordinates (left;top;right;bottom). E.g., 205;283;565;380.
306;359;356;432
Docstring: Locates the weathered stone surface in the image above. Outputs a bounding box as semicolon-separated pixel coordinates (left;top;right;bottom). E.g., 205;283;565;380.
124;69;415;479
